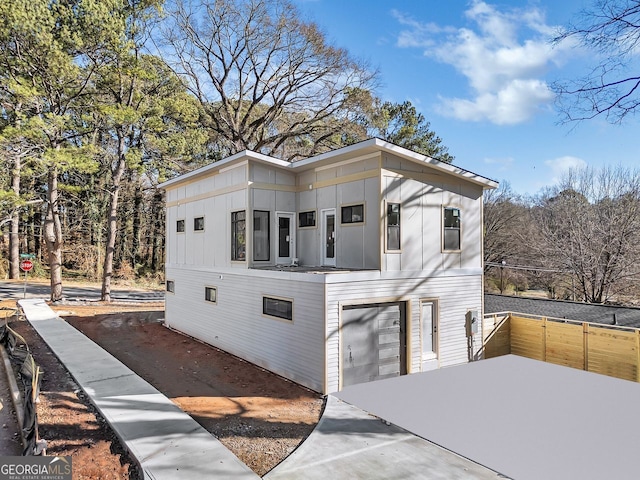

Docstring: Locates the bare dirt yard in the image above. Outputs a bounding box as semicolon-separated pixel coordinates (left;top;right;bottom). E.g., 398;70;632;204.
49;303;324;477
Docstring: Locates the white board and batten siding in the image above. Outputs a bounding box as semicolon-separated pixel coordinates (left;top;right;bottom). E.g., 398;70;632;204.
325;270;483;393
166;163;249;269
380;161;484;273
165;266;326;392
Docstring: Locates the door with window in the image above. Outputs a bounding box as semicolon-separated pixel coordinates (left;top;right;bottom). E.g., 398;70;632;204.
421;300;439;371
276;212;295;264
321;209;336;267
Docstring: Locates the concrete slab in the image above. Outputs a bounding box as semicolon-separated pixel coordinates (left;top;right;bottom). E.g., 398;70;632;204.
336;355;640;480
265;396;502;480
19;299;258;480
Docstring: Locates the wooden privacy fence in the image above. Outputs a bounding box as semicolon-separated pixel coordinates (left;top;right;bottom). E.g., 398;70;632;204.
483;312;640;383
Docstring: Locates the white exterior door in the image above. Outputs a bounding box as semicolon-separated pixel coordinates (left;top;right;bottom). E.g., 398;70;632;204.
321;209;336;267
421;300;439;371
276;212;295;264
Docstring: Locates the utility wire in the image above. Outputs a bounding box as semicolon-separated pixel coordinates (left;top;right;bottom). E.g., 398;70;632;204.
485;262;570;274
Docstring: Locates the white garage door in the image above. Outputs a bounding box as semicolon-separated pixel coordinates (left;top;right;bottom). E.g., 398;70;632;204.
341;302;406;388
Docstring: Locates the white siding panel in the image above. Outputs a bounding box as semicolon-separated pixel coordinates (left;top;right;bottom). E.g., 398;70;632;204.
275;190;296;212
165;267;326;392
325;273;482;393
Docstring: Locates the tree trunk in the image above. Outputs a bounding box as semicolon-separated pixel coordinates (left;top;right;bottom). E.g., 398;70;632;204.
150;191;164;272
30;208;41;262
131;177;143;267
44;166;63;302
101;136;128;302
9;156;21;279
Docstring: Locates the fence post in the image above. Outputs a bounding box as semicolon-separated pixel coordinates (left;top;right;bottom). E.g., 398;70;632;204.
636;330;640;383
583;323;589;373
542;317;547;361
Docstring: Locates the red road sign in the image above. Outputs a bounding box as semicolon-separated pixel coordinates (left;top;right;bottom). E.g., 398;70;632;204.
20;260;33;272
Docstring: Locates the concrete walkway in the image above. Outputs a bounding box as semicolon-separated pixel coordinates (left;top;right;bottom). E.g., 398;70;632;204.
19;299;258;480
266;396;502;480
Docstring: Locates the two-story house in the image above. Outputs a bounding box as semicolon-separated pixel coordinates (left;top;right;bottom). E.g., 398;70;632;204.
159;138;497;393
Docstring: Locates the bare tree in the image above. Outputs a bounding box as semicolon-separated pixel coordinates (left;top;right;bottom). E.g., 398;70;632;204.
553;0;640;123
532;165;640;303
483;182;526;269
162;0;377;161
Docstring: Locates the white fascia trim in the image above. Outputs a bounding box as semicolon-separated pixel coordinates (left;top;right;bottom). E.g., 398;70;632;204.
374;139;498;189
291;138;498;190
158;150;289;189
159;138;498;191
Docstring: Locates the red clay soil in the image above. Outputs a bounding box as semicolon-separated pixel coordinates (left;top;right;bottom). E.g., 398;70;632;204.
54;305;324;476
3;304;140;480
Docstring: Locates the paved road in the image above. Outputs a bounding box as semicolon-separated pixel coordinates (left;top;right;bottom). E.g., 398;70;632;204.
0;281;164;303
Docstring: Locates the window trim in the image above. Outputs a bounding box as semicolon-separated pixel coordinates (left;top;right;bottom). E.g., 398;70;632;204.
262;295;293;322
176;219;185;233
340;203;365;225
204;286;217;304
193;216;205;232
166;280;175;294
253;210;271;262
231;210;246;262
442;206;461;252
385;201;401;252
420;297;440;362
298;210;317;229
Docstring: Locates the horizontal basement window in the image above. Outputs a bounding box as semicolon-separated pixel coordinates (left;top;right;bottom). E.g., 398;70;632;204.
205;286;217;303
263;296;293;321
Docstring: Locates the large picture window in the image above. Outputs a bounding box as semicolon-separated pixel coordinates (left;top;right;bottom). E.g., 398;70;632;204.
231;211;246;261
386;203;401;251
341;204;364;224
253;210;270;261
263;296;293;321
443;207;461;251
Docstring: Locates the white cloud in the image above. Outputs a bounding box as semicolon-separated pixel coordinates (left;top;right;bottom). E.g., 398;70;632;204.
544;155;587;183
394;0;573;125
438;79;554;124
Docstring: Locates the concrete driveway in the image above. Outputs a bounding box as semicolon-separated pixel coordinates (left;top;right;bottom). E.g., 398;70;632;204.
335;355;640;480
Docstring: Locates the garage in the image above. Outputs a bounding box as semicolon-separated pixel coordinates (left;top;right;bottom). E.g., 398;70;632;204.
341;302;407;388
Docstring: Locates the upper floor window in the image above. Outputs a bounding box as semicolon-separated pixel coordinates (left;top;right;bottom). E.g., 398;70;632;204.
341;204;364;224
386;203;401;251
176;219;185;233
231;211;246;261
443;207;461;251
166;280;175;293
194;216;205;231
298;210;316;228
253;210;270;261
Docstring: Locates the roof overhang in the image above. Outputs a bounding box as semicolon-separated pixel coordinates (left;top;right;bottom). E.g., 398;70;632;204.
158;138;499;190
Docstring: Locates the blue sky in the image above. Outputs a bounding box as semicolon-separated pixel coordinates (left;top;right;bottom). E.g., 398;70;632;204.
293;0;640;195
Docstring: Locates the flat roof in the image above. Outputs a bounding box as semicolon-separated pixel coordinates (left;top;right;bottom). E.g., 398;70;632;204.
336;355;640;480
